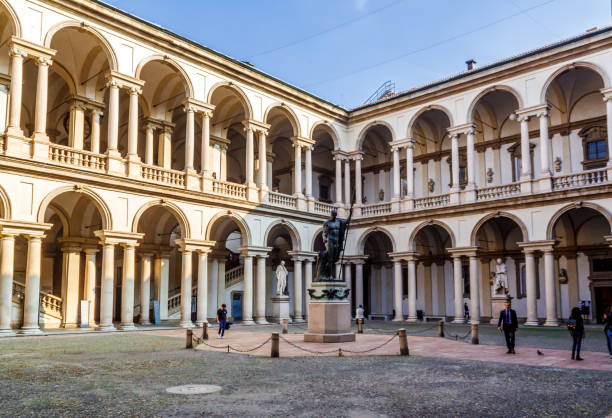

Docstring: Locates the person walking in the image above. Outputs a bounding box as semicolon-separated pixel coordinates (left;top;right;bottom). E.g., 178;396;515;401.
603;306;611;355
216;303;228;338
497;299;518;354
568;307;585;361
604;307;612;358
464;302;470;321
356;304;365;323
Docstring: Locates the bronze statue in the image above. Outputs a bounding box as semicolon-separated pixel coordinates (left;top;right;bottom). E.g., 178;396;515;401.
316;208;352;281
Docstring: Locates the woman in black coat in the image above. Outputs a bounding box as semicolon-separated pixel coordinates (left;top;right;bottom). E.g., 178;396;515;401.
569;307;585;361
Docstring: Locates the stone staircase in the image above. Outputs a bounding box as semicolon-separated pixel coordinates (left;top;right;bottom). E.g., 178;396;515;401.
12;280;63;327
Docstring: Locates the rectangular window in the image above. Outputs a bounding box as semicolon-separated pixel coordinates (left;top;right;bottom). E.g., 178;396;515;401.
593;258;612;272
587;139;607;161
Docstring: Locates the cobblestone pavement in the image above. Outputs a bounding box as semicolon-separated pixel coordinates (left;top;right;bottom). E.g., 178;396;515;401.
1;331;611;417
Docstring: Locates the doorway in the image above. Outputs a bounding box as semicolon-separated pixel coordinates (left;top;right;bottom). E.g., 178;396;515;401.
595;286;612;323
232;292;243;321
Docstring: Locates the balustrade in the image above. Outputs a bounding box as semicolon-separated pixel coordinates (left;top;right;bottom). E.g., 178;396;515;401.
141;164;185;186
475;183;521;201
267;191;297;209
225;265;244;288
314;201;335;215
552;169;608;191
361;202;392;216
49;144;106;171
414;193;451;209
212;179;247;199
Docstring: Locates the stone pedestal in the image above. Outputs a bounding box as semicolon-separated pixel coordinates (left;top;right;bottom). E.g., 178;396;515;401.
304;281;355;343
490;295;508;325
271;295;291;324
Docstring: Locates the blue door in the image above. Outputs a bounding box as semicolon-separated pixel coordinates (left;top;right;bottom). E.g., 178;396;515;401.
232;293;242;321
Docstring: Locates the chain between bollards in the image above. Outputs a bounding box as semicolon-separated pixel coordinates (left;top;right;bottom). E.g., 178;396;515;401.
397;328;409;356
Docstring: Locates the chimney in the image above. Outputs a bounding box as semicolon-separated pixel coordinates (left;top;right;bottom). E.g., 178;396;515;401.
466;59;477;71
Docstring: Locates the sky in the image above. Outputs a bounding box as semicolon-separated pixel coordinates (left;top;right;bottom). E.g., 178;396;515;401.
101;0;611;109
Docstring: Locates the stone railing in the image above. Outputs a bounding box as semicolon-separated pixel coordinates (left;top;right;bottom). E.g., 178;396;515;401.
225;265;244;288
167;285;198;315
40;291;63;320
414;193;451;210
314;201;335;215
361;202;392;216
267;191;297;209
476;182;521;201
141;164;185;187
552;168;608;191
212;179;247;199
12;281;25;302
49;143;106;171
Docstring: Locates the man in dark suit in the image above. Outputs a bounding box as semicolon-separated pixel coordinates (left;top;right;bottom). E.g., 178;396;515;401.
497;299;518;354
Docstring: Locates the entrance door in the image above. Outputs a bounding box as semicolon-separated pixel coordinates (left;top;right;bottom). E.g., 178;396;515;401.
595;287;612;323
232;292;242;321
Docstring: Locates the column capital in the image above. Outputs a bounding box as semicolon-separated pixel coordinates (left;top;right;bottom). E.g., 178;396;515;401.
447;123;475;137
517;240;557;252
184;97;215;115
9;36;56;60
83;247;100;256
390;138;416;151
332;150;349;161
105;70;145;92
602;87;612;102
344;255;368;264
288;250;317;262
447;246;480;257
513;104;549;121
0;220;52;237
388;251;418;262
242;119;270;134
348;151;364;160
238;245;272;257
174;238;216;252
290;136;315;149
94;230;143;246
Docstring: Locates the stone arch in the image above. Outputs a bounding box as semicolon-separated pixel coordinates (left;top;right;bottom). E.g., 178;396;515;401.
357;226;397;254
135;55;194;98
540;61;610;104
310;120;340;150
47;203;70;237
44;21;118;71
263;219;301;251
0;0;21;37
466;85;524;122
263;103;301;137
207;81;253;120
406;104;454;138
546;202;612;241
311;226;324;251
470;211;528;246
205;210;252;246
356;120;395;151
408;220;456;251
37;186;113;230
131;199;191;239
0;183;10;219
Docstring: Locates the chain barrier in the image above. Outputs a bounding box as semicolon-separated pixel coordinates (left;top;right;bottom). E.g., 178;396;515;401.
278;334;398;355
362;324;438;335
278;335;342;354
444;328;472;341
340;334;397;354
193;336;272;353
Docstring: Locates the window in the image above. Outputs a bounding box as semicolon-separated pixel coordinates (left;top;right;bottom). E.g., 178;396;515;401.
586;140;607;161
580;126;608;170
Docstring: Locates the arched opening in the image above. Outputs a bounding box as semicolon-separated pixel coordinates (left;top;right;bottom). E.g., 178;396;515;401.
409;109;451;196
360;124;394;204
549;206;612;322
473;216;526;320
265;107;297;194
266;223;299;316
544;67;607;173
469;89;521;185
361;231;394;318
208;85;251;184
311;124;337;203
412;224;453;318
138;59;195;171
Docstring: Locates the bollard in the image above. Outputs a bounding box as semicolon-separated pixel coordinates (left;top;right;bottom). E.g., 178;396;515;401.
202;323;208;340
471;323;479;345
397;328;409;356
281;318;288;334
438;320;444;338
271;332;279;358
186;329;193;349
357;318;363;334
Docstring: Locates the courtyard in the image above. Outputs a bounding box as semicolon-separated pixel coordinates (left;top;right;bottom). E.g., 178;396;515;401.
1;322;611;417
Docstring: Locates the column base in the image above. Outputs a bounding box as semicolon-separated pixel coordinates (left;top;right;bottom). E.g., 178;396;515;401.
241;319;256;325
392;316;404;322
255;318;269;324
118;323;137;331
195;320;208;327
178;320;194;329
0;329;16;337
292;316;305;323
18;327;44;335
543;319;559;327
523;320;539;326
139;320;151;326
451;318;466;324
97;324;116;332
406;316;418;323
469;319;480;325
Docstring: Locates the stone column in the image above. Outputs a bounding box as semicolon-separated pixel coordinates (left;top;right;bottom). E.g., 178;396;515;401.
258;130;268;189
6;47;25;136
334;155;343;205
127;87;141;161
208;257;218;319
524;249;538;326
61;243;81;328
392;146;401;200
32;57;52;141
220;145;228;181
144;124;154;165
304;258;313;294
469;254;480;324
354;154;362;205
20;235;44;334
344;262;352;313
179;250;194;328
184;105;195;171
603;92;612;168
106;80;120;153
519;115;531;179
68;101;86;149
543;247;558;326
158;127;172;169
344;158;351;205
242;254;254;324
119;243;137;330
245;126;255;186
156;254;170;320
266;151;274;189
139;253;152;325
98;242;116;331
201;112;211;176
255;254;268;323
355;262;364;308
466;127;476;188
452;255;464;323
538;110;551;176
217;260;226;309
90;109;102;154
294;142;303;196
196;250;208;326
406;140;414;198
83;248;98;327
450;133;459;191
407;256;417;322
0;233;16;336
305;145;313;198
293;258;304;321
392;260;403;321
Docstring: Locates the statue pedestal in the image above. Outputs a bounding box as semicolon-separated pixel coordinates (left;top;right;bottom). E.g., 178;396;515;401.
271;295;291;324
490;295;508;325
304;281;355;343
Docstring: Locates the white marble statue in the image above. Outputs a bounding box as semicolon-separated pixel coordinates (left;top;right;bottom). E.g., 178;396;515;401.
275;260;288;296
494;258;508;295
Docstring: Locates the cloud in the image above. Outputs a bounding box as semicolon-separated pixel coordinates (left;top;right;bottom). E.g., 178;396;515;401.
355;0;368;11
